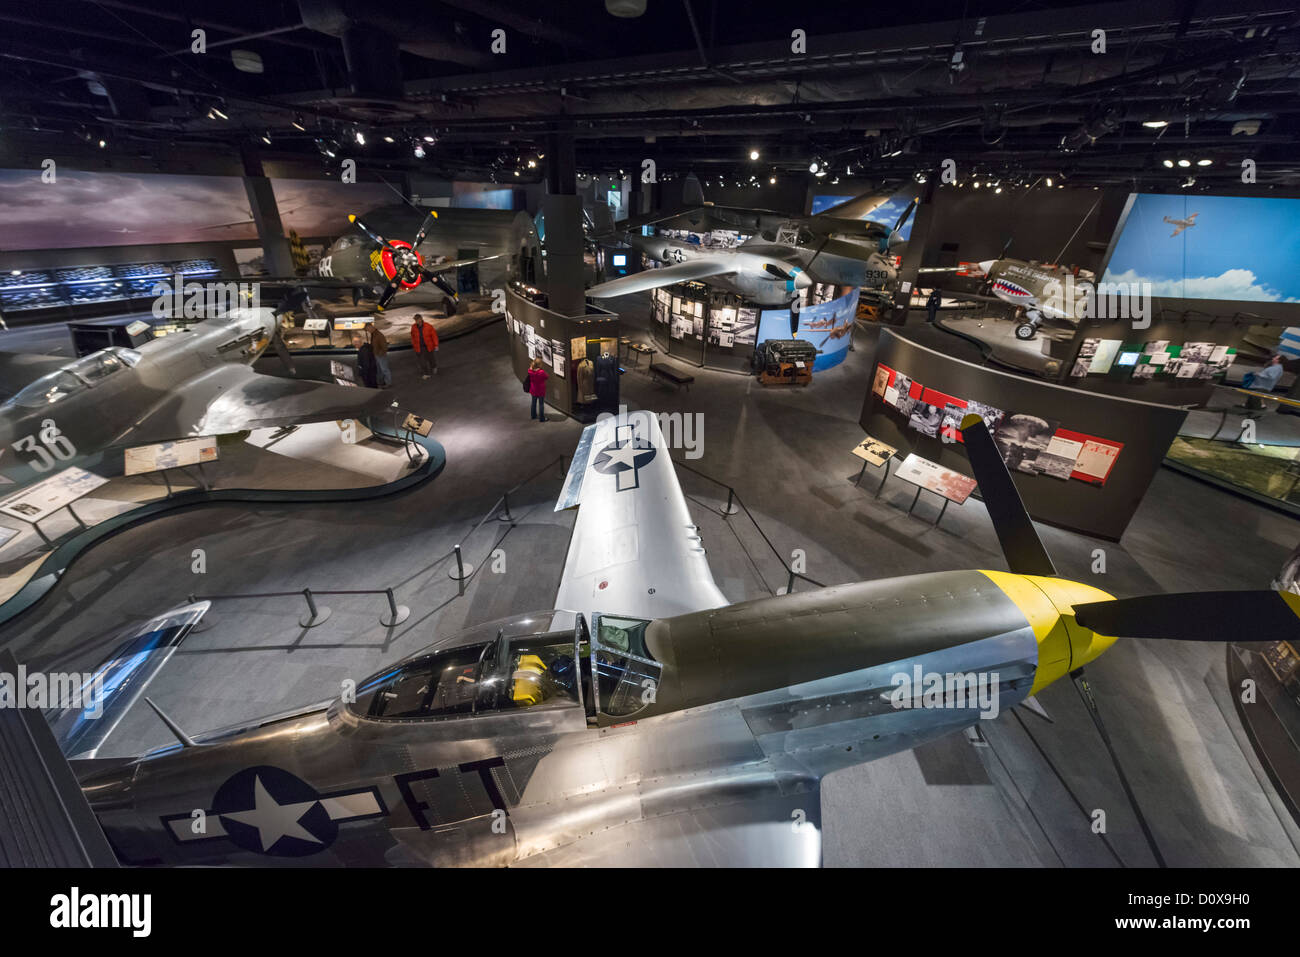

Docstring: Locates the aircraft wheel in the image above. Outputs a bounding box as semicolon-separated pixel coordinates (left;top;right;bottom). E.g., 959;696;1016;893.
1014;322;1037;341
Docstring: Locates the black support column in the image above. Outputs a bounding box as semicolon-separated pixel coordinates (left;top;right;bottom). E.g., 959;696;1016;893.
543;125;587;317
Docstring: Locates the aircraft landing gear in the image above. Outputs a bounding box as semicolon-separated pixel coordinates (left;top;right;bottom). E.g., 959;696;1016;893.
1014;322;1038;341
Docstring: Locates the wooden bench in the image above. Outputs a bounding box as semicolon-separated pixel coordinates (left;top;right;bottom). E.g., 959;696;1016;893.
647;357;695;391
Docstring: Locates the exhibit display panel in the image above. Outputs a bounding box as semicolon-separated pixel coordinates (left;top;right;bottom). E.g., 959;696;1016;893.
506;286;619;417
861;329;1187;540
756;286;861;372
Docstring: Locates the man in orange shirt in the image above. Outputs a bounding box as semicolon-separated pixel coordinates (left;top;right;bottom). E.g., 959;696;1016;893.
410;314;439;379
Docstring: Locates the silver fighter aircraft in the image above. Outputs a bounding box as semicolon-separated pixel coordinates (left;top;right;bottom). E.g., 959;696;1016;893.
61;411;1300;866
0;309;391;490
586;232;813;306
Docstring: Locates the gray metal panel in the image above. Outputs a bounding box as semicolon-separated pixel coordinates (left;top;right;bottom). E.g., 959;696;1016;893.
0;650;118;867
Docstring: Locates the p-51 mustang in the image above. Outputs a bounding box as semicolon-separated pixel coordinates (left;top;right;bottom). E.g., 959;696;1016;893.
0;309;390;490
62;411;1299;866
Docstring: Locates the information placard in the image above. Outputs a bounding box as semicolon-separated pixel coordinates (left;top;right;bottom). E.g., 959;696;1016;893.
0;467;109;522
123;437;219;476
894;453;977;504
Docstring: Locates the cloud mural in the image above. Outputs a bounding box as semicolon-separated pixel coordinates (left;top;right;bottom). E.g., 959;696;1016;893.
1101;192;1300;303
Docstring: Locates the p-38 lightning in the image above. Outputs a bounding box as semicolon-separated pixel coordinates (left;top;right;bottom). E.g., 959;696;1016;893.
586;188;916;306
59;410;1300;866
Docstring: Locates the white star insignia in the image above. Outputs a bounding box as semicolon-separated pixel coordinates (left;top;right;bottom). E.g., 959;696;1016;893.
222;775;323;852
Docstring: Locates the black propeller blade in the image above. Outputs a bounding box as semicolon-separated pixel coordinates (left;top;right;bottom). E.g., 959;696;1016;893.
1074;591;1300;641
349;214;386;247
424;271;460;313
958;414;1056;576
411;210;438;249
375;278;401;311
269;328;297;376
762;263;795;280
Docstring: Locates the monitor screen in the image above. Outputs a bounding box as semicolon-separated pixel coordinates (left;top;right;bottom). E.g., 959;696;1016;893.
612;253;627;267
1117;352;1139;366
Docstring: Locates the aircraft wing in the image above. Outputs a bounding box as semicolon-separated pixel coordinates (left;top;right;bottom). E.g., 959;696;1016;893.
813;190;896;221
422;254;502;274
124;364;394;444
586;259;738;298
554;410;727;623
49;602;210;759
0;351;70;400
511;778;822;867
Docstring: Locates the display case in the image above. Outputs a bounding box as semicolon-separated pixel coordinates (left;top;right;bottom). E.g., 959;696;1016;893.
0;258;222;314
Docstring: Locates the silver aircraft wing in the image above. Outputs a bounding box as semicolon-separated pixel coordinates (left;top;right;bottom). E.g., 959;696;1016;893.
124;364;394;444
49;601;210;759
554;409;727;623
586;259;738;298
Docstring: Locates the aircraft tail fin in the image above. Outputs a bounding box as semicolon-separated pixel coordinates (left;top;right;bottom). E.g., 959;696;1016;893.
48;602;210;759
959;414;1057;576
1073;590;1300;641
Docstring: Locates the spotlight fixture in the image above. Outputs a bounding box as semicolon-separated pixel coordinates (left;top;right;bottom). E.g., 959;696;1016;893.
208;106;228;121
291;117;307;132
1197;158;1213;166
527;158;537;168
98;138;106;148
383;135;394;143
261;132;272;145
413;143;426;159
1142;120;1169;129
1046;177;1053;187
808;159;820;173
769;175;776;185
355;130;366;146
1181;176;1196;188
749;149;760;160
1163;159;1175;168
1177;158;1190;167
994;186;1002;194
973;181;980;189
814;168;826;178
423;135;436;143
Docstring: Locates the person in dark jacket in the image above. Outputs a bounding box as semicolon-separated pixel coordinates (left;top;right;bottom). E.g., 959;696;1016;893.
353;334;378;388
926;289;941;324
526;358;549;422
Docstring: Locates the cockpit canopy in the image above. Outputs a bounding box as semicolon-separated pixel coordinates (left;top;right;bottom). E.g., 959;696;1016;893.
347;609;664;723
4;347;140;409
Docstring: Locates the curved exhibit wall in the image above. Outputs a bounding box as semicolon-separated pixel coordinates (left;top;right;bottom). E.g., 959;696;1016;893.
756;287;861;372
861;330;1188;541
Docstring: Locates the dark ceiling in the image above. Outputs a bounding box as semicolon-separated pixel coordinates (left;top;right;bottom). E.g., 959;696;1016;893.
2;0;1299;191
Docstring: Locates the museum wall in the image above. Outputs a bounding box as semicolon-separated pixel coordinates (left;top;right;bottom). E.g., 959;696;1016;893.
0;242;241;276
505;287;619;416
1057;313;1258;404
860;329;1187;541
919;186;1125;271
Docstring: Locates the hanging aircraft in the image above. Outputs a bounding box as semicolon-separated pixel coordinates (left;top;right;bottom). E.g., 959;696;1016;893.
585;179;916;304
0;309;391;491
918;258;1095;340
1163;212;1198;237
58;410;1300;866
586;232;813;306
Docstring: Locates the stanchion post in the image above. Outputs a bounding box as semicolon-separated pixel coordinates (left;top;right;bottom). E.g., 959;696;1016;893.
448;544;475;581
497;491;515;523
299;587;332;628
721;486;739;517
380;587;410;627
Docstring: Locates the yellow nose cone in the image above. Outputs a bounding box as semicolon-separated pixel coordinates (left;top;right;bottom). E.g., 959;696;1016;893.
980;571;1117;694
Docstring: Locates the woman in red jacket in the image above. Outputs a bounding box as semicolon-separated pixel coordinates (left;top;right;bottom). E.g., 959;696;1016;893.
526;358;549;422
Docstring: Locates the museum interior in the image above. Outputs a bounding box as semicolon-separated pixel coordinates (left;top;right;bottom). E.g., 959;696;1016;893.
3;0;1300;882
